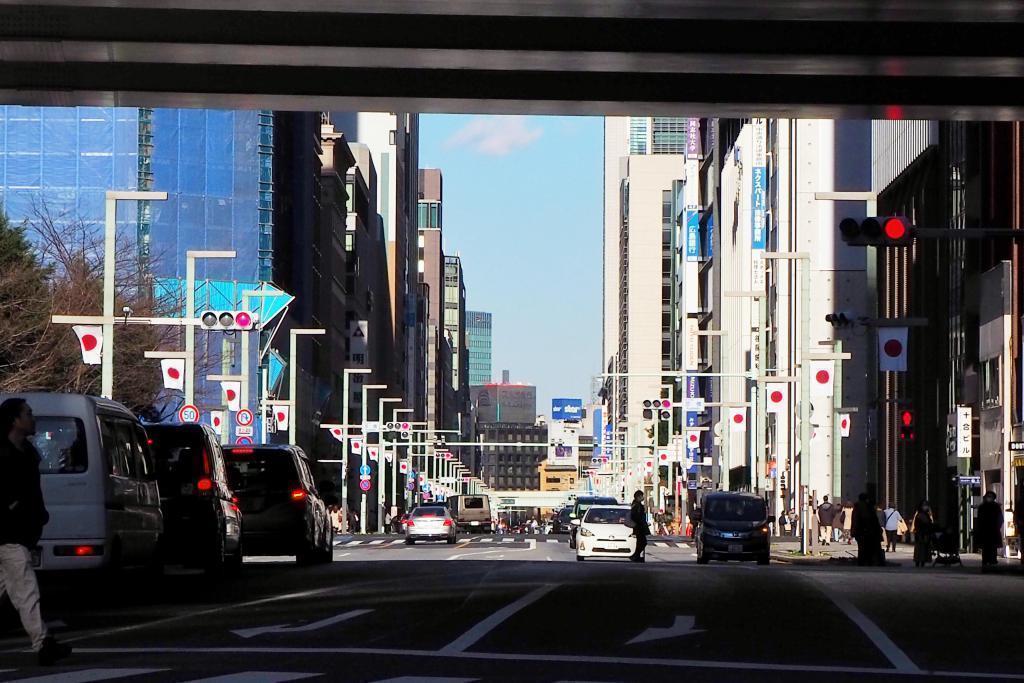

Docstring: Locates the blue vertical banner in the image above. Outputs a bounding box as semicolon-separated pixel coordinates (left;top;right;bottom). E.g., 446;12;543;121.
706;214;714;260
686;376;700;474
685;210;701;262
751;118;767;251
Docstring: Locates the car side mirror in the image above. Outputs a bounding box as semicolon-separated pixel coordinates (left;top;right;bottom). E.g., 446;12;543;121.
571;519;581;526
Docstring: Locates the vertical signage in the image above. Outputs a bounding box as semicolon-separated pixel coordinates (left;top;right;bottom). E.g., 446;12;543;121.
685;119;702;263
751;118;767;251
957;406;972;459
686;375;700;471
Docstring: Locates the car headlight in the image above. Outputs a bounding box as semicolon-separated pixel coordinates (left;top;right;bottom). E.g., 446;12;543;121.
580;527;595;537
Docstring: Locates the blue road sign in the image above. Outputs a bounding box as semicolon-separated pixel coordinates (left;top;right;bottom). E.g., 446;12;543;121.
422;483;431;493
359;465;372;476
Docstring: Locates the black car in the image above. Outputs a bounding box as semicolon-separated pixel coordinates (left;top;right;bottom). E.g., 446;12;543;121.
550;507;573;534
223;445;333;564
568;496;619;549
694;492;772;565
145;423;243;573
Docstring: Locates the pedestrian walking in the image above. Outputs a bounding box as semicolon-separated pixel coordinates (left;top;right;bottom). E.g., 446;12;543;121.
881;502;905;553
789;509;800;537
851;493;884;566
778;510;790;536
911;500;935;568
629;490;650;563
817;495;836;546
841;501;854;544
976;491;1003;571
0;398;72;665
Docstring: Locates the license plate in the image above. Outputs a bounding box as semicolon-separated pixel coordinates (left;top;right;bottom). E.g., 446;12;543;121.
728;544;743;554
30;548;41;567
470;521;480;526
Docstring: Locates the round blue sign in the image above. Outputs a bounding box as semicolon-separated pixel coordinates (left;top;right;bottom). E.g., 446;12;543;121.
359;465;372;476
421;483;431;492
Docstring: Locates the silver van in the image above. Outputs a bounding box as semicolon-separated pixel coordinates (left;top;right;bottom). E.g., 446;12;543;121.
1;393;163;570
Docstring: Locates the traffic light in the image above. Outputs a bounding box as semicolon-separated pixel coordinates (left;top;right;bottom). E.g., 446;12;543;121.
199;310;256;331
839;216;915;247
825;312;852;327
642;398;672;421
899;408;915;442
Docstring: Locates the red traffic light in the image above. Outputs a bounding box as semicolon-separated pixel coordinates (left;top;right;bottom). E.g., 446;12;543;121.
839;216;914;246
901;410;913;427
884;217;908;240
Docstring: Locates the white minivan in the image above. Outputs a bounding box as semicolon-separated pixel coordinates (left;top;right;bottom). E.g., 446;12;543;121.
1;393;163;571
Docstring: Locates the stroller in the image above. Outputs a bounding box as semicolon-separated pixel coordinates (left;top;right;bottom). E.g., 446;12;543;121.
931;527;963;567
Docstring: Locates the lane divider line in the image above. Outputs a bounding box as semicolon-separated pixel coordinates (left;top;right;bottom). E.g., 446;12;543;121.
441;583;558;653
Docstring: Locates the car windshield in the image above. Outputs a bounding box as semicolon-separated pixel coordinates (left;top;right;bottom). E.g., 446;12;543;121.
577;498;617;514
413;507;446;518
704;497;767;522
585;508;629;524
463;497;484;509
224;448;300;495
32;417;88;474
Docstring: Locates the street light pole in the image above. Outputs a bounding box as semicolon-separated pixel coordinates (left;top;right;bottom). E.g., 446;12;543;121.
376;397;402;533
393;408;414;519
360;384;388;534
341;368;372;532
288;328;326;444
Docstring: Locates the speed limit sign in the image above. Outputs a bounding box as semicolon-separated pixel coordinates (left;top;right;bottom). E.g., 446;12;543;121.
178;404;200;423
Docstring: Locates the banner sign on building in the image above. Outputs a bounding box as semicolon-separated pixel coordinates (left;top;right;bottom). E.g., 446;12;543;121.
706;214;714;260
685;210;701;262
751;118;767;251
552;398;584;422
686;375;700;474
348;320;368;366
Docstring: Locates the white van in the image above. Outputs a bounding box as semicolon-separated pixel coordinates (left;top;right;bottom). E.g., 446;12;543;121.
1;393;163;571
447;494;493;533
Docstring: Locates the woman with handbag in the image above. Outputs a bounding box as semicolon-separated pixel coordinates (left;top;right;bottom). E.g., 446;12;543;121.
881;502;905;553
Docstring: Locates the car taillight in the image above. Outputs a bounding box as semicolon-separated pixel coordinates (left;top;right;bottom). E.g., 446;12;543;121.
231;496;239;504
196;477;213;492
443;519;453;527
406;519;415;528
201;448;211;475
290;489;307;501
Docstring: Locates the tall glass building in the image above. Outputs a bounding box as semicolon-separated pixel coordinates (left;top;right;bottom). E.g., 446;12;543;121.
467;310;493;386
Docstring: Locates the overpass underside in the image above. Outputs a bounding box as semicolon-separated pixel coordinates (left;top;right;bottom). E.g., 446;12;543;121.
2;1;1024;118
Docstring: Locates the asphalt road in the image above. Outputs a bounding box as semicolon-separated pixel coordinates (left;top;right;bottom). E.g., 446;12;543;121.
1;535;1023;682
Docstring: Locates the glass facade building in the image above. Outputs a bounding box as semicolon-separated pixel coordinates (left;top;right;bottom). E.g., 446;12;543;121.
627;116;688;156
467;310;493;386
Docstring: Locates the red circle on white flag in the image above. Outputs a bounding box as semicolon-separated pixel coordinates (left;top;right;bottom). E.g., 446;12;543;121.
688;433;698;443
226;389;237;401
815;370;831;384
883;339;903;357
770;390;783;403
660;453;668;461
81;334;98;351
167;367;181;379
841;417;849;428
276;412;286;422
331;428;342;436
213;416;221;427
732;413;744;424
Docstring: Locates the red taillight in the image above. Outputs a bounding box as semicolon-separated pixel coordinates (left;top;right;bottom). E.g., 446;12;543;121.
197;477;213;492
75;545;96;556
201;448;211;475
232;448;254;455
290;489;307;501
231;496;239;504
443;518;453;527
406;519;415;528
146;438;153;446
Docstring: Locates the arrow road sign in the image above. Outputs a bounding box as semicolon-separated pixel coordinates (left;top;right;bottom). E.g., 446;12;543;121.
627;616;704;645
236;408;254;427
232;609;373;639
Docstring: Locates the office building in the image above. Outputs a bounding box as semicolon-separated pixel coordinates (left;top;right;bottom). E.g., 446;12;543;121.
479;421;547;490
467;310;493;386
471;372;537;425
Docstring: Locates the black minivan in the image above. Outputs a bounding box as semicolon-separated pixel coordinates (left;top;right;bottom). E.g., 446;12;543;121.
146;423;243;573
223;445;333;564
694;492;772;565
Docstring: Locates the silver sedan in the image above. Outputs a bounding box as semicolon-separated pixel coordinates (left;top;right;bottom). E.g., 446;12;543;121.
404;506;458;545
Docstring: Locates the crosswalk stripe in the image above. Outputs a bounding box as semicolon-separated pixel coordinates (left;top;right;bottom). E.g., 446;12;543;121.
180;672;320;682
501;538;514;543
478;538;493;542
9;668;166;683
346;540;363;545
368;540;386;545
545;539;560;543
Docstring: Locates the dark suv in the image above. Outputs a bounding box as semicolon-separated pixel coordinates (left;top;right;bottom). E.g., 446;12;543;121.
223;445;333;564
550;507;573;534
145;423;243;573
694;492;772;565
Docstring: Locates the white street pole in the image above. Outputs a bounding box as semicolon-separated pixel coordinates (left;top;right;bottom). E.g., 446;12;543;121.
342;368;372;533
377;397;401;533
241;289;280;436
393;408;413;517
102;191;167;398
184;250;235;407
360;384;388;533
288;328;326;444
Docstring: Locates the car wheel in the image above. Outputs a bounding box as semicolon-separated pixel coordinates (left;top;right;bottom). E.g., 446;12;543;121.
405;538;415;545
569;536;576;550
757;554;770;566
447;536;456;545
696;551;709;565
226;539;244;575
205;531;227;575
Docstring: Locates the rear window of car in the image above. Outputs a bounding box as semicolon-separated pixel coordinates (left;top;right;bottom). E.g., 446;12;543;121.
585;508;629;524
558;509;572;522
412;507;447;518
705;497;768;522
147;427;211;493
224;448;300;495
463;497;484;509
576;497;617;514
32;417;88;474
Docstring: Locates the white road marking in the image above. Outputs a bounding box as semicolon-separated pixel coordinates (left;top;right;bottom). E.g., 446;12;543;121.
70;648;1024;680
441;584;558;653
346;541;363;546
501;538;514;543
368;540;386;545
807;576;920;673
233;609;373;639
181;673;320;683
9;669;166;682
477;538;493;543
627;615;704;645
546;539;560;544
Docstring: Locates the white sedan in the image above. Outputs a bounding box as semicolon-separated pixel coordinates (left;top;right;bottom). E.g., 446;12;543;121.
575;505;637;561
404;506;458;545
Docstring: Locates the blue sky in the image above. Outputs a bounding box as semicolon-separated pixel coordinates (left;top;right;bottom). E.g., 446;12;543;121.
420;114;603;415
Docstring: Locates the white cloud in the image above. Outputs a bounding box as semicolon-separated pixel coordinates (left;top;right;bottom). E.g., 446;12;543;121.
443;116;543;156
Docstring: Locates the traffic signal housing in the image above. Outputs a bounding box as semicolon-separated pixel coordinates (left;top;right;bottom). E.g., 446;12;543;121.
899;408;915;442
199;310;256;331
642;398;672;421
825;312;852;327
839;216;915;247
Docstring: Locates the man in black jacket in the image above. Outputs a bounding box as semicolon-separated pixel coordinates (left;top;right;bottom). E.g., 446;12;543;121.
0;398;71;665
630;490;650;563
977;491;1003;570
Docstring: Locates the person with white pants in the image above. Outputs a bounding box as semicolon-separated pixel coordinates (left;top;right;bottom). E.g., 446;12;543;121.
0;398;71;665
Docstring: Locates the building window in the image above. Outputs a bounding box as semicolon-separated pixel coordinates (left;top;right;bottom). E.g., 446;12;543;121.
982;358;1001;407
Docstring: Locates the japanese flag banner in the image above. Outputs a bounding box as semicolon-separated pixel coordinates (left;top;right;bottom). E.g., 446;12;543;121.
839;413;852;438
72;325;103;365
351;438;363;454
210;411;224;430
766;382;788;414
810;361;835;397
878;327;908;372
274;405;290;431
160;358;185;391
328;427;345;443
221;381;241;411
729;407;747;432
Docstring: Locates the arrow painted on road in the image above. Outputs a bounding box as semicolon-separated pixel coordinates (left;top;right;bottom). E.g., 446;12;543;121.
627;615;704;645
232;609;373;639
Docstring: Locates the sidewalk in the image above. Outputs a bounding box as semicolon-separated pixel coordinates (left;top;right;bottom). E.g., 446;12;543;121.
770;537;1024;572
